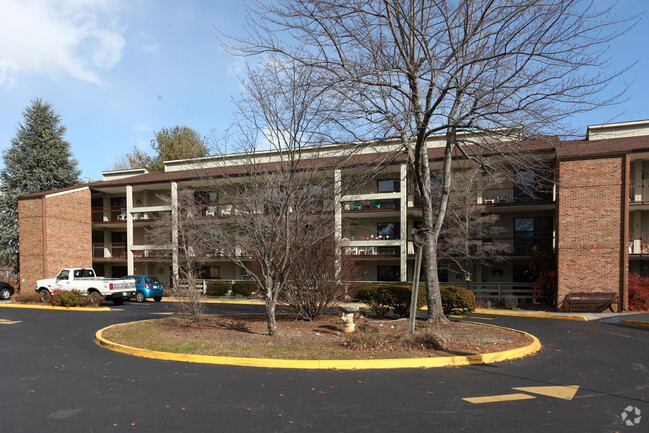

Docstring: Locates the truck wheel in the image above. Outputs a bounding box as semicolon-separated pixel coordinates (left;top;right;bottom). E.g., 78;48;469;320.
112;297;125;306
0;287;12;300
39;289;52;303
153;296;162;302
136;291;146;303
88;291;103;305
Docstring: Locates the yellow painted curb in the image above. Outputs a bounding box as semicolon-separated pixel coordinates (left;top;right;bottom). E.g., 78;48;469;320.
95;319;541;370
0;303;111;312
161;298;265;305
474;309;588;322
618;320;649;328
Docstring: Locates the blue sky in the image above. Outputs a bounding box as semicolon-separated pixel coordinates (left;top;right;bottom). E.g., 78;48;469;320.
0;0;647;181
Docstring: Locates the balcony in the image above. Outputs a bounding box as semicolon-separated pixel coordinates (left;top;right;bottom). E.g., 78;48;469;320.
92;206;167;224
406;232;554;257
93;242;126;260
343;246;400;257
630;181;649;203
92;243;172;261
406;186;554;209
341;199;399;213
629;232;649;255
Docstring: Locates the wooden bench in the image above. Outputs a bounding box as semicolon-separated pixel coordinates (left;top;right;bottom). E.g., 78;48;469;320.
564;292;620;313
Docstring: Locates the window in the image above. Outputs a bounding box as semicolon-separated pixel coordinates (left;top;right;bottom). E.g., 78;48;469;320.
514;217;553;255
377;179;399;193
513;265;534;283
514;171;536;201
200;266;220;279
377;266;400;281
377;222;400;239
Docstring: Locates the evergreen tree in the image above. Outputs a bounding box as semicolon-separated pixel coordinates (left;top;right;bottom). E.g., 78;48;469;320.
0;98;81;272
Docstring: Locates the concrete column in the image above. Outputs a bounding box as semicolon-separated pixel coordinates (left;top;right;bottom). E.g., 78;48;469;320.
171;181;179;287
400;163;408;282
334;170;342;279
126;185;134;275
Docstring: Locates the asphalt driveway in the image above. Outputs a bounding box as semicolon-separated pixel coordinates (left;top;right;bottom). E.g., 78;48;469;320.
0;302;647;432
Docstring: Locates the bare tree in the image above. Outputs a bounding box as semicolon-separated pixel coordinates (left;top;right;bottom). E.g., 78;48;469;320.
281;237;359;321
196;59;374;335
229;0;634;322
435;166;507;277
148;189;207;319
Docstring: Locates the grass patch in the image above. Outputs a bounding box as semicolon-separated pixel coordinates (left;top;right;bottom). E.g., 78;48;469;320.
103;314;534;361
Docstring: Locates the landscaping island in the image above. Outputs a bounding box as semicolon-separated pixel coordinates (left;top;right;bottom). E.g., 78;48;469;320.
99;313;539;365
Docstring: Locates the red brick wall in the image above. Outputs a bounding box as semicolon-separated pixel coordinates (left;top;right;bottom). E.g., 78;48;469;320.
18;198;44;292
556;157;624;309
43;189;93;278
18;188;92;292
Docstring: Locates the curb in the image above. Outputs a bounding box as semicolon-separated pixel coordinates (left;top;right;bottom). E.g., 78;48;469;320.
161;298;265;305
0;303;112;312
473;309;589;321
94;319;541;370
618;319;649;328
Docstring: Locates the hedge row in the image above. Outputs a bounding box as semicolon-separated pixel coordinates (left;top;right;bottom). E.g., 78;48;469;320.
353;283;475;317
205;280;258;297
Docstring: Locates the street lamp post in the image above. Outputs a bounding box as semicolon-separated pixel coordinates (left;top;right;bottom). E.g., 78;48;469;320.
409;228;428;334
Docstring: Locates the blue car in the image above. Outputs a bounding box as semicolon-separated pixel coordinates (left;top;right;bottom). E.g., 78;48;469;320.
122;275;164;302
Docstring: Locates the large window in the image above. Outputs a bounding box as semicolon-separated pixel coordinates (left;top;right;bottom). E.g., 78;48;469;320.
377;266;400;281
377;222;400;240
377;178;399;193
514;217;553;255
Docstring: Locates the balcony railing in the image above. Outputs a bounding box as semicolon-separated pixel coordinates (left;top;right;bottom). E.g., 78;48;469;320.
407;187;554;208
91;206;167;223
93;242;126;259
630;181;649;203
92;243;172;260
343;246;400;257
342;199;399;213
406;232;554;257
628;232;649;254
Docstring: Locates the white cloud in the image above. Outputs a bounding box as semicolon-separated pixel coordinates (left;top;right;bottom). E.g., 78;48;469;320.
0;0;125;88
133;31;158;53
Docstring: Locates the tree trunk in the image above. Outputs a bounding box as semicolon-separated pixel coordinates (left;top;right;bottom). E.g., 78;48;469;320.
423;223;448;323
265;296;278;336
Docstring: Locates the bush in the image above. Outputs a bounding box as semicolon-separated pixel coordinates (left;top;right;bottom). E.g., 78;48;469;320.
206;280;232;297
440;286;476;316
356;283;426;318
356;284;391;317
232;281;257;297
51;289;86;307
628;273;649;311
12;290;43;304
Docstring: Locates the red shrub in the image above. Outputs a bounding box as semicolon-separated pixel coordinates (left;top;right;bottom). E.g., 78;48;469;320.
628;273;649;311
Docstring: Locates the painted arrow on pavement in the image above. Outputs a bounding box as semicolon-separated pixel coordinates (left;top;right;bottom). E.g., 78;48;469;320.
463;385;579;404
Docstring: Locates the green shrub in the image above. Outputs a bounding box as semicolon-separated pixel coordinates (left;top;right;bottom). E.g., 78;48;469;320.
51;289;86;307
206;280;232;297
356;284;391;317
356;283;426;318
232;281;257;297
440;285;476;316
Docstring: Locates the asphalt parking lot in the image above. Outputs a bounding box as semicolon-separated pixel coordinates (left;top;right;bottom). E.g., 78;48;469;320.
1;301;648;432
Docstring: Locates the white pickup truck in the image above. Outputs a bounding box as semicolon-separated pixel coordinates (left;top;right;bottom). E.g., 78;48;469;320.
36;268;136;306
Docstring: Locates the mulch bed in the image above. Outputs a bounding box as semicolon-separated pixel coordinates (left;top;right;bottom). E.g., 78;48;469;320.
105;313;534;360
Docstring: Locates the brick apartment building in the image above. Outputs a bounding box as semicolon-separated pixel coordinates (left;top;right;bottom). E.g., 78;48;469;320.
17;120;649;310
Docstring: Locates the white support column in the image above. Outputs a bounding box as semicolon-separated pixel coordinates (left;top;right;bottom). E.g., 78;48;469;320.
400;163;408;282
171;181;179;287
334;170;342;279
126;185;134;275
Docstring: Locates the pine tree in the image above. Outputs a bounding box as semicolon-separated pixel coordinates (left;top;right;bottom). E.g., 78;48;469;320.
0;98;80;273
